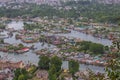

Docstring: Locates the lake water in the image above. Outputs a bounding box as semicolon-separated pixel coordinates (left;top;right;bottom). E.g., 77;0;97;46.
0;21;107;73
57;30;112;46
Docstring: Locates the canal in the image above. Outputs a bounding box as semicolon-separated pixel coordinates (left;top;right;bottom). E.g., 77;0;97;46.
0;21;110;73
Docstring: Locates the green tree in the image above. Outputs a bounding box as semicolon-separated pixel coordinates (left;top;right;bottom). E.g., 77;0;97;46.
112;39;120;52
18;44;24;49
13;68;28;80
78;41;91;52
48;64;57;80
18;74;26;80
38;55;50;70
69;60;79;75
106;59;120;80
50;56;62;72
0;23;5;29
89;43;104;54
0;39;4;44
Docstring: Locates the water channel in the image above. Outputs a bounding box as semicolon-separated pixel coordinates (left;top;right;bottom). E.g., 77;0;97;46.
0;21;112;73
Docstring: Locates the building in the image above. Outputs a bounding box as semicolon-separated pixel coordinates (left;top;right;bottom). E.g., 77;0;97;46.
0;60;25;69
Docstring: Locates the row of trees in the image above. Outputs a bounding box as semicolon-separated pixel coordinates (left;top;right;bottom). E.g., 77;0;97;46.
76;41;105;54
13;54;120;80
13;68;28;80
23;22;42;30
38;55;79;80
1;2;120;24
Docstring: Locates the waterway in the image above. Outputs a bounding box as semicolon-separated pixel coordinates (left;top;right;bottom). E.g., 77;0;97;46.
0;21;110;73
56;30;112;46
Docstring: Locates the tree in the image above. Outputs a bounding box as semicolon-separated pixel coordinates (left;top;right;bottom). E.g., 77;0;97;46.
38;55;50;70
106;59;120;80
48;64;57;80
0;23;5;29
0;39;4;44
89;43;104;54
69;60;79;75
18;74;26;80
112;39;120;52
18;44;24;49
50;56;62;72
78;41;91;52
13;68;28;80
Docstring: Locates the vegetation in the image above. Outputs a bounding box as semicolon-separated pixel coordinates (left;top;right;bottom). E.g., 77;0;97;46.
50;56;62;73
106;59;120;80
13;68;28;80
69;60;79;76
0;39;4;44
7;43;25;51
38;55;50;70
1;2;120;24
24;23;42;30
0;23;6;29
48;64;57;80
38;55;62;80
78;41;105;54
59;41;105;55
1;1;120;80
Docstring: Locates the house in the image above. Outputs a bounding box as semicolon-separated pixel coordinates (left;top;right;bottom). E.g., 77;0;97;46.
35;70;48;80
21;48;29;52
0;73;7;80
60;71;73;80
0;61;25;69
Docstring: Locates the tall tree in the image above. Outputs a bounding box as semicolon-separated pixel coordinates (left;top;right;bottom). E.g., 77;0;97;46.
13;68;28;80
106;59;120;80
69;60;79;75
38;55;50;70
89;43;104;54
50;56;62;72
48;64;57;80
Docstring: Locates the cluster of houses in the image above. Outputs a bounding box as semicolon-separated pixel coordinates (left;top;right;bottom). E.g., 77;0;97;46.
16;34;40;43
39;35;67;45
0;60;25;80
0;43;30;53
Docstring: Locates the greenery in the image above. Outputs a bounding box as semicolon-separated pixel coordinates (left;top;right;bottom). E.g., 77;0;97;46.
64;1;120;24
38;55;62;80
48;64;57;80
49;56;62;80
13;68;28;80
7;43;25;51
1;2;120;24
0;39;4;44
0;23;6;29
50;56;62;72
89;43;104;54
106;59;120;80
69;60;79;76
59;41;105;55
24;23;42;30
38;55;50;70
77;41;105;54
